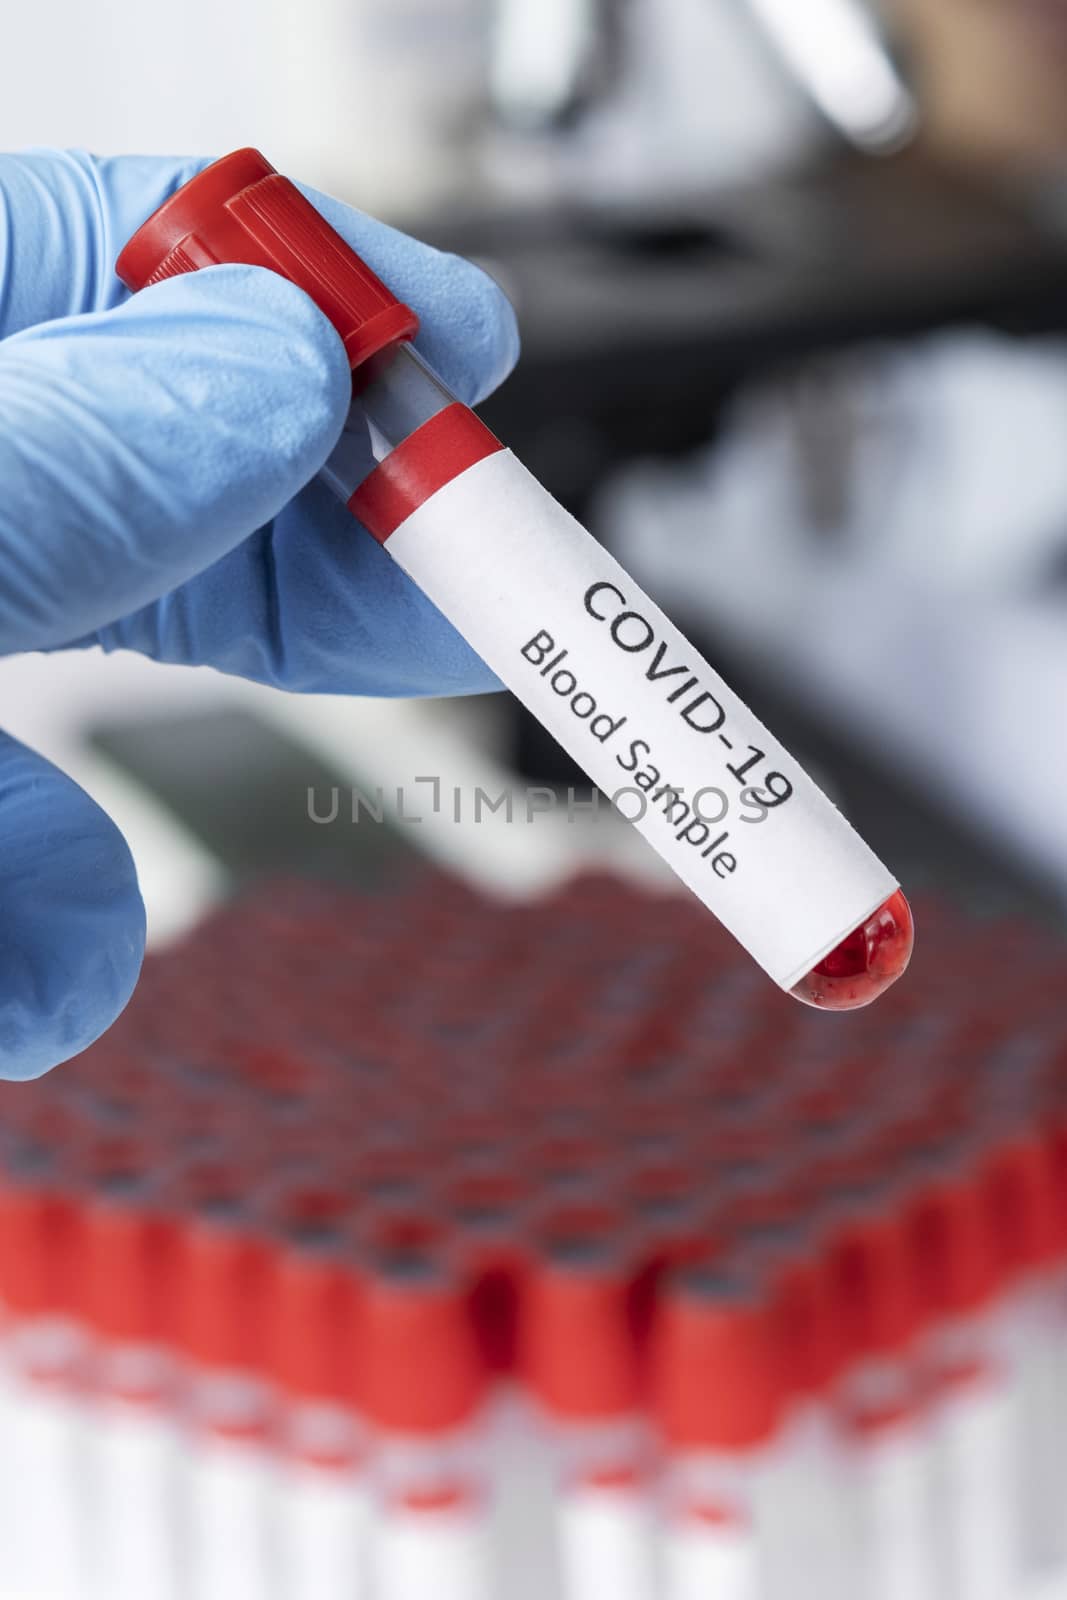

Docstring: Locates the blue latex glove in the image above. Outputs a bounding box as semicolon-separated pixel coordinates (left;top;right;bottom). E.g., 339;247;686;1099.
0;149;520;1080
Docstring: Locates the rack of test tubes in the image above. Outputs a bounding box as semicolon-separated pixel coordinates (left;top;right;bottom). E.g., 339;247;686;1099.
0;869;1065;1600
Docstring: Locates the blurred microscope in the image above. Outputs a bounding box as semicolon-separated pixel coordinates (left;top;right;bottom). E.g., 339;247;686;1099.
484;0;914;191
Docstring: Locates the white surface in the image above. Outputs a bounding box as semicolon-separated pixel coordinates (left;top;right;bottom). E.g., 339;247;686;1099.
266;0;488;212
387;449;897;989
0;0;268;162
0;0;488;216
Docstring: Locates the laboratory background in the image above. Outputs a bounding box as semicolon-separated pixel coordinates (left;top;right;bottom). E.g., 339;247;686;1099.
3;2;1067;1598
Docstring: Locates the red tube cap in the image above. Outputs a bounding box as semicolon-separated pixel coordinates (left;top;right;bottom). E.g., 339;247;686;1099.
981;1133;1061;1276
270;1241;363;1405
521;1239;640;1423
359;1256;485;1435
651;1268;783;1452
765;1246;843;1399
117;147;418;369
826;1197;922;1361
0;1167;81;1320
82;1185;180;1346
906;1168;999;1319
176;1212;274;1374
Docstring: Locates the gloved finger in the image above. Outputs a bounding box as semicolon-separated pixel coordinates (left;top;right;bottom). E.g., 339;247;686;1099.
297;181;519;405
0;150;519;405
89;476;500;697
0;263;352;653
0;728;144;1079
0;150;209;337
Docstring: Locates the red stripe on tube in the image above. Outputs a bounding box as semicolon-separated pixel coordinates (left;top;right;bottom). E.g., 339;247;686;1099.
348;404;504;543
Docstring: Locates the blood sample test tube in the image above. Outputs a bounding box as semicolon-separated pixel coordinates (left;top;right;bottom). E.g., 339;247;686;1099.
0;1154;88;1600
748;1224;850;1600
521;1237;656;1600
651;1265;784;1600
905;1154;1019;1600
270;1233;370;1600
359;1252;492;1600
977;1130;1067;1572
444;1188;528;1380
445;1203;549;1600
80;1175;183;1600
175;1205;277;1600
118;148;913;1010
627;1193;720;1354
825;1187;939;1600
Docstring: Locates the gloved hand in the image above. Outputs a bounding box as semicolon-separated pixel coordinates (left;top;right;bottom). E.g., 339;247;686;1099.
0;148;520;1080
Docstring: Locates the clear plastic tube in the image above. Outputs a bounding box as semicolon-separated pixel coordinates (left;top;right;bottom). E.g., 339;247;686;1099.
319;345;454;502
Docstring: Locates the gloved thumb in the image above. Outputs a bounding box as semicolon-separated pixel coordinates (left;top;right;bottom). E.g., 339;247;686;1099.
0;263;352;653
0;729;144;1079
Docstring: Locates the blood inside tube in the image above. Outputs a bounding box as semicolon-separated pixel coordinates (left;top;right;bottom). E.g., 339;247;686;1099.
791;891;913;1012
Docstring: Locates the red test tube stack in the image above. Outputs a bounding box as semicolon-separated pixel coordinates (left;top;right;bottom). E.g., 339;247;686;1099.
0;874;1065;1599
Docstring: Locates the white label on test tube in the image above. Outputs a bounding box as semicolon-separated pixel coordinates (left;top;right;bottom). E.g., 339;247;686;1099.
664;1515;761;1600
188;1432;276;1600
90;1393;181;1600
545;1416;656;1600
851;1419;939;1600
487;1387;559;1600
759;1402;851;1600
375;1504;493;1600
1003;1278;1067;1572
6;1385;87;1600
662;1455;765;1600
372;1422;494;1600
1;1321;88;1600
385;449;897;990
933;1377;1019;1600
558;1480;657;1600
278;1461;370;1600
